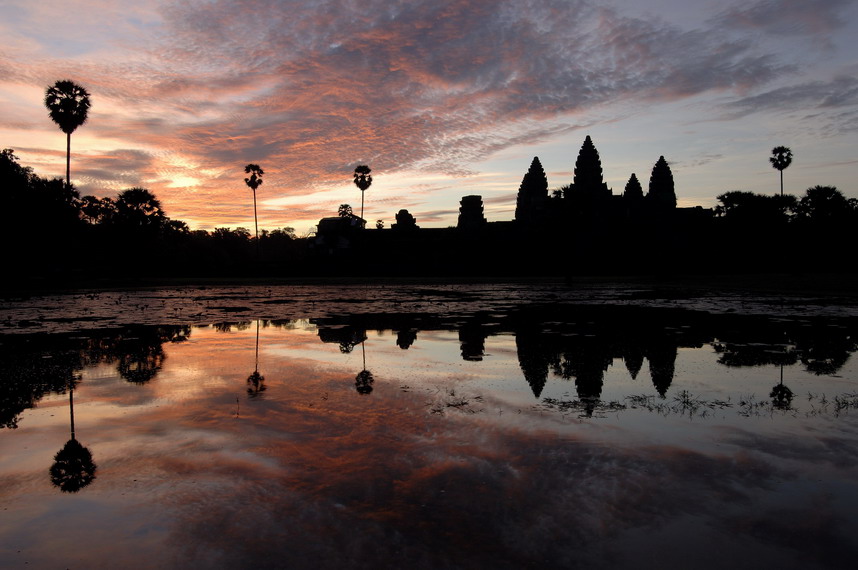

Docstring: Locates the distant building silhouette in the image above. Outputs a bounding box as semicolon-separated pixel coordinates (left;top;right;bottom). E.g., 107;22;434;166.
458;195;487;230
314;213;365;255
392;209;418;230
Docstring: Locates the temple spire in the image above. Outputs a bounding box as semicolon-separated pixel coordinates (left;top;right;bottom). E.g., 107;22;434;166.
647;156;676;210
515;156;549;226
570;135;610;204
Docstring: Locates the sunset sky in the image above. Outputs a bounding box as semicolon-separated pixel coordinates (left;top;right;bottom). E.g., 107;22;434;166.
2;0;857;234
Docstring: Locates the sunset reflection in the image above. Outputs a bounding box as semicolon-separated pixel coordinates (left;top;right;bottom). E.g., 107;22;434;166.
1;314;857;568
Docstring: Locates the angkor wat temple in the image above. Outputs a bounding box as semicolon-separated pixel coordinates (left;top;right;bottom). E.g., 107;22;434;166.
514;135;691;228
313;135;713;275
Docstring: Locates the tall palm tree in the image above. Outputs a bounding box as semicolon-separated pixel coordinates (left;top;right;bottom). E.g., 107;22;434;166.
353;165;372;224
355;340;374;395
770;364;793;410
244;164;264;254
769;146;793;196
247;320;266;397
49;384;97;493
44;80;91;191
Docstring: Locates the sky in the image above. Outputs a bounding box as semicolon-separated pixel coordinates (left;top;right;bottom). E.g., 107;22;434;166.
1;0;857;234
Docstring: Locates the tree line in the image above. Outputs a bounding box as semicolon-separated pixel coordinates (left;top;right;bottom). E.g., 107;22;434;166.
713;185;858;271
6;141;857;281
1;148;301;281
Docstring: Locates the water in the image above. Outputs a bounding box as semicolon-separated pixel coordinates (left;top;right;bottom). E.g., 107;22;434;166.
1;300;857;569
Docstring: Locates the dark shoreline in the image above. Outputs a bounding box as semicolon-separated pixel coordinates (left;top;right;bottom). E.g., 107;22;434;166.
5;271;858;297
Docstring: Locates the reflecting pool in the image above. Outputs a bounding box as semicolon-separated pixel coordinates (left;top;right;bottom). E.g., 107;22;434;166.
2;306;858;569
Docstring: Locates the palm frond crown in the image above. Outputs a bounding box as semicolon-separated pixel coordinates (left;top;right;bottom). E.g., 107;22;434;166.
769;146;793;172
44;80;91;135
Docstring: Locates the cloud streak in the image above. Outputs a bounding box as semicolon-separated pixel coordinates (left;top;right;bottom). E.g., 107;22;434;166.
714;0;854;38
723;76;858;116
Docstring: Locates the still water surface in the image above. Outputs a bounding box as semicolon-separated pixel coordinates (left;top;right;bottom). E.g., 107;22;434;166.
2;308;858;569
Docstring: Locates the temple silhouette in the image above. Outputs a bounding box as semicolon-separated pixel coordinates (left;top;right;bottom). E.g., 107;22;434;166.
514;136;684;229
312;135;713;275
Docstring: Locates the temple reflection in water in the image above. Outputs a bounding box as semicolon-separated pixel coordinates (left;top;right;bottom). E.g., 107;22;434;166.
3;307;856;429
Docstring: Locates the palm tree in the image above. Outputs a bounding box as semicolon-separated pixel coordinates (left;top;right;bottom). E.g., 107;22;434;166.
770;365;793;410
247;320;266;397
44;80;91;191
353;165;372;223
769;146;793;196
244;164;264;242
355;340;374;395
50;384;96;493
244;164;264;258
50;437;97;493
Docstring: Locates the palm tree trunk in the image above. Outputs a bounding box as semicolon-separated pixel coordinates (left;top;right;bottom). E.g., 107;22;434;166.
360;190;365;225
253;190;260;258
255;320;260;373
780;170;784;196
69;386;76;441
253;190;259;240
66;132;71;190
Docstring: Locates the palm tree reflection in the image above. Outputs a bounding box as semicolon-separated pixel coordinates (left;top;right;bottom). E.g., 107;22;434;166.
770;364;794;410
49;382;96;493
247;320;266;397
355;340;374;395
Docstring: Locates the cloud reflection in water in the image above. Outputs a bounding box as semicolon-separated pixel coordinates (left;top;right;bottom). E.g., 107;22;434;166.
1;311;857;569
